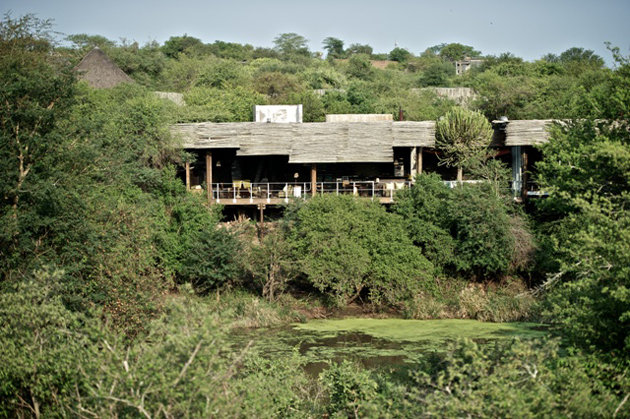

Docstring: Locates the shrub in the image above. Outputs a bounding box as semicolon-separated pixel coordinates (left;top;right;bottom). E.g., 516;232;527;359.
289;195;434;307
238;222;298;302
0;268;95;418
410;339;629;417
320;360;378;417
178;226;241;294
394;174;533;279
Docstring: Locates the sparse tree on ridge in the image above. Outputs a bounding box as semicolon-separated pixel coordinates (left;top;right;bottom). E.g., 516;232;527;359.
322;37;345;59
346;43;373;57
273;32;311;58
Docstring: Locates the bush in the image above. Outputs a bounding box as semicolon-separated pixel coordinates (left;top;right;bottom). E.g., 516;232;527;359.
178;226;241;293
0;268;95;418
320;360;378;417
289;195;435;307
410;339;629;417
394;174;534;279
238;222;297;302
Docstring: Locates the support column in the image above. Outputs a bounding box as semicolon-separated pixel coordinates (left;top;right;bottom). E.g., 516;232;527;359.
185;161;191;191
511;146;522;196
410;147;417;182
258;204;265;223
417;147;423;175
521;149;528;203
205;152;213;203
311;164;317;197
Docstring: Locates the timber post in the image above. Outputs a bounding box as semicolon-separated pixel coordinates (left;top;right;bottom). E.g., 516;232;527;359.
410;147;423;181
206;152;213;203
311;164;317;197
185;161;191;191
521;149;528;203
258;203;265;222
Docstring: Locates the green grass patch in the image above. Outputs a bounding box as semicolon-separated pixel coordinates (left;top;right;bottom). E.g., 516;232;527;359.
293;318;547;343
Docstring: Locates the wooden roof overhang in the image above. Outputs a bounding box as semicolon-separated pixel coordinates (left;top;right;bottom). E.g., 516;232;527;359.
171;121;437;164
492;119;555;146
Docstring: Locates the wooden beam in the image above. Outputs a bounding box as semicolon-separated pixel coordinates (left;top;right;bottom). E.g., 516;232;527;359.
410;147;417;180
185;161;191;191
205;152;212;203
521;149;528;203
258;204;265;222
311;164;317;196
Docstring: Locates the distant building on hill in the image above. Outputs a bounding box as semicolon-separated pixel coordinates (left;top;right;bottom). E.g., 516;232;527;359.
455;57;484;75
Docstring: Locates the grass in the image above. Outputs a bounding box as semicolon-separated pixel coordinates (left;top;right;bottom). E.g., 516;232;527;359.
404;277;536;322
176;285;306;329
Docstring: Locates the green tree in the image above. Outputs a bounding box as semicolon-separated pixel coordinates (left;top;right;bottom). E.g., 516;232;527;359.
435;107;494;181
162;34;207;58
289;195;434;307
346;43;373;57
65;33;116;50
535;47;630;355
439;43;481;62
419;61;455;86
273;32;311;58
410;339;626;417
559;47;604;67
253;71;303;101
345;53;374;80
0;13;76;261
391;173;456;271
389;47;411;63
322;36;345;59
0;269;96;417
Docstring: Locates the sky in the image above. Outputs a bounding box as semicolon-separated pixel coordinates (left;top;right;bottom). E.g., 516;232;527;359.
3;0;630;64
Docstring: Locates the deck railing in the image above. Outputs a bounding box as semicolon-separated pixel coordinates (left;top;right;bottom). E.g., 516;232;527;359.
194;179;537;203
204;180;415;203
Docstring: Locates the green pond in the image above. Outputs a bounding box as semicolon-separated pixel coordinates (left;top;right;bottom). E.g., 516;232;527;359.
229;319;547;375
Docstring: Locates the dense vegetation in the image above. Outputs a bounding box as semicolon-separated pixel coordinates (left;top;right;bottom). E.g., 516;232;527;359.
1;13;629;417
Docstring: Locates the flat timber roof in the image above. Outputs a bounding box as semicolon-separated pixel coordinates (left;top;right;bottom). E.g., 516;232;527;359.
171;120;553;163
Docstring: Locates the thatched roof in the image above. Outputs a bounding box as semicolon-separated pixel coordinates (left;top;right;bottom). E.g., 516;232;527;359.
74;48;134;89
493;120;554;146
171;121;437;163
171;119;555;163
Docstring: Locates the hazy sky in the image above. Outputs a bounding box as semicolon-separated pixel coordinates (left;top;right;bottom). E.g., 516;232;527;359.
4;0;630;64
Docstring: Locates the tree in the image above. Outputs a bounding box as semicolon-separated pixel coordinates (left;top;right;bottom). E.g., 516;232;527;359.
393;173;531;278
419;61;455;86
439;43;481;62
273;33;310;58
558;47;604;67
162;34;206;58
289;195;434;307
389;47;411;63
535;47;630;354
253;71;303;101
425;43;447;55
346;43;373;57
322;36;345;59
65;33;116;50
345;54;374;80
0;14;76;247
435;108;493;181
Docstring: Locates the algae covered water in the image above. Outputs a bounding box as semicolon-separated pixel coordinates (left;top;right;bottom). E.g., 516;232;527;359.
229;319;547;374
